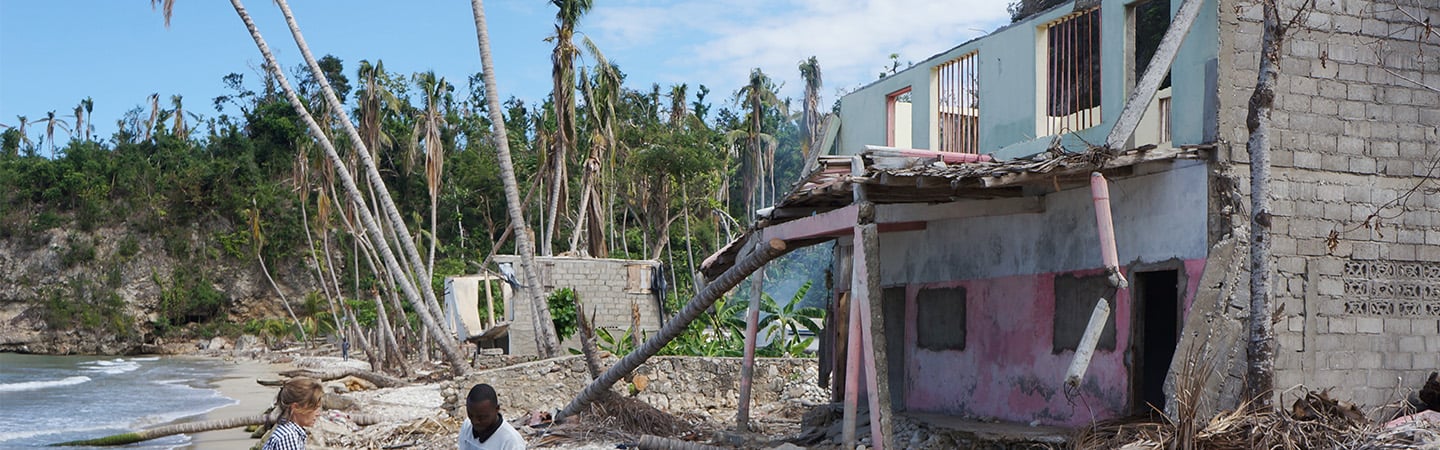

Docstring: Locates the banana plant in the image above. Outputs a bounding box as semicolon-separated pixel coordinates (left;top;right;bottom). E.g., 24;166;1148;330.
758;280;824;357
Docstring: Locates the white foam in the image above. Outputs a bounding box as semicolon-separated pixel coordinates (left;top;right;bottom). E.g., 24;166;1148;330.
0;422;124;443
0;376;92;393
80;359;140;375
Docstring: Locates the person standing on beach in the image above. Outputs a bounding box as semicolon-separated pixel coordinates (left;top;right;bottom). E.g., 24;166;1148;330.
459;383;526;450
263;377;324;450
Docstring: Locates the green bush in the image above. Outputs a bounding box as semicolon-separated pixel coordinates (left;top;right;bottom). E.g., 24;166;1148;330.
117;235;140;259
31;211;62;232
547;287;579;342
60;237;96;268
154;267;230;334
38;276;133;339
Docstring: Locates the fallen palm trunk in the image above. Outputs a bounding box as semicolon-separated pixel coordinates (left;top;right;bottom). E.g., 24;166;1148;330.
52;412;391;447
638;435;726;450
279;368;407;388
557;238;789;421
51;415;274;447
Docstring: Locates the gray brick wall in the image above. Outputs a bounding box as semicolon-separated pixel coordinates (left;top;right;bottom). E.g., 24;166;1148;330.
492;256;664;356
1216;0;1440;413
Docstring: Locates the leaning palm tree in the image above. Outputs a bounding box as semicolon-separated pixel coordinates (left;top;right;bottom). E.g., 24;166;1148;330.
799;56;823;159
185;0;469;372
271;0;455;341
470;0;562;357
147;0;464;370
541;0;594;257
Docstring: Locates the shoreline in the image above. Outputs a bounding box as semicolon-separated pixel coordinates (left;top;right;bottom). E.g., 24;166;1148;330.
185;355;294;450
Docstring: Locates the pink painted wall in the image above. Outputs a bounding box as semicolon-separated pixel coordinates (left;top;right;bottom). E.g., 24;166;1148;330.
901;260;1205;426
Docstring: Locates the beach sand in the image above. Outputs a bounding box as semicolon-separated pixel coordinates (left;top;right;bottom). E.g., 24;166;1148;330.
188;356;294;450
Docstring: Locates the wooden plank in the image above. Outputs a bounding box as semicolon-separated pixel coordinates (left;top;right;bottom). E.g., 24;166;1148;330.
1105;0;1206;150
761;204;859;242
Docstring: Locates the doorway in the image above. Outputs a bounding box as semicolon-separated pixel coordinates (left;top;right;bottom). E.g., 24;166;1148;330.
1133;269;1179;414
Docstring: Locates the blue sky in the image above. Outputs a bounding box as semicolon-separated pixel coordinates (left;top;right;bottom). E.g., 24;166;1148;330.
0;0;1011;142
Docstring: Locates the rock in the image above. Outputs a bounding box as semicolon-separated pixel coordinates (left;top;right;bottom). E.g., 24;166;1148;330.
324;393;360;411
769;444;807;450
207;336;229;351
234;334;262;352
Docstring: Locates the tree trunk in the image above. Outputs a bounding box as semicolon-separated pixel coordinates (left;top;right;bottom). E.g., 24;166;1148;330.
279;368;407;388
1244;0;1285;411
469;0;561;358
557;239;789;421
257;251;306;342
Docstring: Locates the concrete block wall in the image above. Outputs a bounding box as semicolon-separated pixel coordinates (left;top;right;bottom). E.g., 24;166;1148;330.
493;256;664;356
1216;0;1440;412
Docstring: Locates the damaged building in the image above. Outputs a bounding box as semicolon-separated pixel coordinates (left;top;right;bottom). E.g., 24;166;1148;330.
701;0;1439;445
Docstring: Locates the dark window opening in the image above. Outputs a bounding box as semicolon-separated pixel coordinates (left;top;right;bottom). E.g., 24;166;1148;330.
1134;0;1172;90
1046;8;1103;134
916;287;966;351
1053;273;1117;353
1135;270;1180;414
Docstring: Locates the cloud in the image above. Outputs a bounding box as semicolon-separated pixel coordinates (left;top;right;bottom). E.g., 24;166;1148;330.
588;0;1012;106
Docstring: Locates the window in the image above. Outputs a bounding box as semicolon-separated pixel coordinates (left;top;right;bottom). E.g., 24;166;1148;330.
916;287;966;351
1053;273;1117;353
626;264;653;294
886;87;913;148
1043;7;1102;135
1132;0;1171;91
1132;0;1173;143
935;52;980;154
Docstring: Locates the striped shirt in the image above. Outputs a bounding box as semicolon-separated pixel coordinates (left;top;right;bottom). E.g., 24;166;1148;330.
262;420;308;450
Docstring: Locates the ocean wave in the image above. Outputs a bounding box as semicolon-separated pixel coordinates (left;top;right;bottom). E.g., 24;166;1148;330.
0;422;122;443
0;376;92;393
80;358;141;375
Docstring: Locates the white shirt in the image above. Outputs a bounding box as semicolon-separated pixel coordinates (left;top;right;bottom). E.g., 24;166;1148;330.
458;417;526;450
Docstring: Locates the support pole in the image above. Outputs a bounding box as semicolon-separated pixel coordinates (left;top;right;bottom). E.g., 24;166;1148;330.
484;274;495;328
1090;172;1129;289
557;239;789;421
1064;298;1112;389
842;154;890;449
737;247;766;431
842;291;861;448
856;219;890;450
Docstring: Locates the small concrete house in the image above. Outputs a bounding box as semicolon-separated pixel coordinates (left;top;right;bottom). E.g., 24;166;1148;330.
493;255;665;356
703;0;1438;443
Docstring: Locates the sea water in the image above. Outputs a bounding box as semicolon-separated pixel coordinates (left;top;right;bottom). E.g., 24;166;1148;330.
0;353;237;449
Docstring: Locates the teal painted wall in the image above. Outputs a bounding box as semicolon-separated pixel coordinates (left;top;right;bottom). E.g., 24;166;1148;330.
837;0;1219;160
